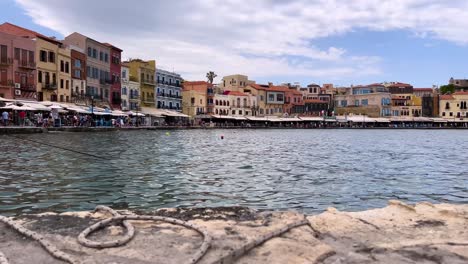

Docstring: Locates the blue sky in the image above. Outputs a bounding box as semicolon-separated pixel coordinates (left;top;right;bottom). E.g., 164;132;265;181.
2;0;468;87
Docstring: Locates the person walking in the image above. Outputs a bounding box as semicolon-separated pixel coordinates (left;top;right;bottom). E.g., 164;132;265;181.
18;110;26;126
2;110;8;126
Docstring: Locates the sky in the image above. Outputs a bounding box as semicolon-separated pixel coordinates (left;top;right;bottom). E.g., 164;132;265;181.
2;0;468;87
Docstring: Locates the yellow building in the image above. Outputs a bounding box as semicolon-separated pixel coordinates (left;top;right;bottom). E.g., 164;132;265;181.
439;92;468;119
124;59;156;108
391;94;422;117
220;74;255;92
182;81;209;117
57;47;71;102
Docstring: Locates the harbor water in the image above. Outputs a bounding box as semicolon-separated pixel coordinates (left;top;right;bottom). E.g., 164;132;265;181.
0;129;467;216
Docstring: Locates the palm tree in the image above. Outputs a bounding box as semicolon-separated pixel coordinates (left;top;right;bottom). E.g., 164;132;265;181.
206;71;217;84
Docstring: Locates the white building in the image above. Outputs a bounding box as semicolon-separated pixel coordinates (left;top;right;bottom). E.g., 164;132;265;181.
156;69;182;111
121;65;140;111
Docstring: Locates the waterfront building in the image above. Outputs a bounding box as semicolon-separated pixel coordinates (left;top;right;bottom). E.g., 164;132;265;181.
104;43;122;109
439;91;468;119
156;68;182;111
301;83;321;99
334;84;391;117
284;88;305;115
70;47;86;104
303;99;329;116
387;82;414;94
63;33;112;107
123;59;156;108
121;65;140;111
220;74;255;92
390;94;422;117
0;30;36;100
413;88;438;117
223;90;254;116
0;23;62;102
182;81;210;117
121;65;129;111
449;77;468;90
213;93;230;115
57;46;71;102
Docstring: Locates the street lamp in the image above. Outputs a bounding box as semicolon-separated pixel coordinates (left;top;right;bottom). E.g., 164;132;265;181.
91;95;94;127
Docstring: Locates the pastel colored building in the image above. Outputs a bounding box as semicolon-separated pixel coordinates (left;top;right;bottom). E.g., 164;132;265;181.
156;68;182;111
182;81;210;117
64;32;112;106
439;91;468;119
104;43;122;109
123;59;156;108
121;65;141;111
334;84;392;117
70;47;87;102
0;22;62;102
220;74;255;92
0;30;36;100
57;46;71;102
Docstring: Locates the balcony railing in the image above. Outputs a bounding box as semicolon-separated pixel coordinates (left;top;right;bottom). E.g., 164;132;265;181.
20;84;36;91
0;57;13;66
142;80;156;85
157;92;182;99
157;80;180;87
18;60;36;69
129;94;140;100
43;83;57;90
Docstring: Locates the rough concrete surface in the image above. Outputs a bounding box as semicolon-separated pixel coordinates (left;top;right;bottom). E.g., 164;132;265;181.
0;201;467;264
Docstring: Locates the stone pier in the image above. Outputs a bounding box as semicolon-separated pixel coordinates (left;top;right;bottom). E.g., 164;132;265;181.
0;201;467;264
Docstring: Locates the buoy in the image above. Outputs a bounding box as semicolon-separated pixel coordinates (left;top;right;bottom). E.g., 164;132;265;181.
165;132;170;136
220;135;224;139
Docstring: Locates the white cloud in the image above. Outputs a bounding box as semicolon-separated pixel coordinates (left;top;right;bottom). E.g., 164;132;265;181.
14;0;468;83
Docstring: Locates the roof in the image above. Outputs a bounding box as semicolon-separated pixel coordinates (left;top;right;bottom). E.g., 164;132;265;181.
367;83;385;87
440;95;454;100
224;91;247;96
413;88;433;91
453;91;468;95
249;84;270;90
304;99;328;104
183;81;210;86
0;22;62;45
388;82;412;88
103;42;123;52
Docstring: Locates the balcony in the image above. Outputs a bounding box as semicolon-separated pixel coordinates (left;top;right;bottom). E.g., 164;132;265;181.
20;84;36;92
142;79;156;86
157;92;182;99
100;79;113;85
207;89;214;95
0;57;13;66
18;60;36;70
43;83;57;90
157;80;180;87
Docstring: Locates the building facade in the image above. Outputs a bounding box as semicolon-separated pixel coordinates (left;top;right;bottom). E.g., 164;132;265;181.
123;59;156;108
156;68;182;111
0;30;36;100
334;84;391;117
105;43;122;109
57;46;71;102
220;74;255;92
70;47;87;104
64;32;112;107
439;92;468;119
182;81;210;117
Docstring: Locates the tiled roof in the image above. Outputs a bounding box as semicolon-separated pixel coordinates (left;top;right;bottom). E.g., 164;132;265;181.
453;91;468;95
103;42;123;52
224;91;247;96
440;95;454;100
388;82;412;88
413;88;433;91
0;22;62;45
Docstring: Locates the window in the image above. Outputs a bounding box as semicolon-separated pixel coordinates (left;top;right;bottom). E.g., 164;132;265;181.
92;49;97;58
122;70;126;78
268;94;274;101
60;95;64;102
66;80;69;89
14;48;20;60
60;60;64;72
104;53;108;62
200;99;203;104
60;79;64;88
277;94;284;101
341;100;347;107
99;51;103;61
260;95;264;101
28;51;34;63
48;52;55;63
87;47;92;56
232;110;236;115
38;71;42;83
239;110;242;115
40;50;47;62
122;87;127;95
52;73;56;84
74;59;81;68
65;62;69;73
449;112;453;116
442;112;446;116
75;69;81;78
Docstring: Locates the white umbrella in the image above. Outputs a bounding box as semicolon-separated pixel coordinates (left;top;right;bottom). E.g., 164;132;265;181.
49;105;63;109
15;105;36;111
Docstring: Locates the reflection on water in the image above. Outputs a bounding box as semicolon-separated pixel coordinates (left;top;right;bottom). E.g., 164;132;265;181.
0;129;467;215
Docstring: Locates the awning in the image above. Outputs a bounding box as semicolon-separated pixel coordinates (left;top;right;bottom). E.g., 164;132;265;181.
298;117;323;121
161;110;189;118
21;103;51;111
127;111;146;117
140;107;163;117
67;107;91;114
111;110;128;116
432;118;448;123
0;97;15;102
373;118;391;123
245;116;268;121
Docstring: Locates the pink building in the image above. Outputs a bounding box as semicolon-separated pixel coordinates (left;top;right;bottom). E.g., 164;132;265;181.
0;31;36;99
104;43;122;109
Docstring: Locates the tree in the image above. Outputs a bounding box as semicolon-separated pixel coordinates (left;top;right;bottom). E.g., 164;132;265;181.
439;84;455;94
206;71;217;84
